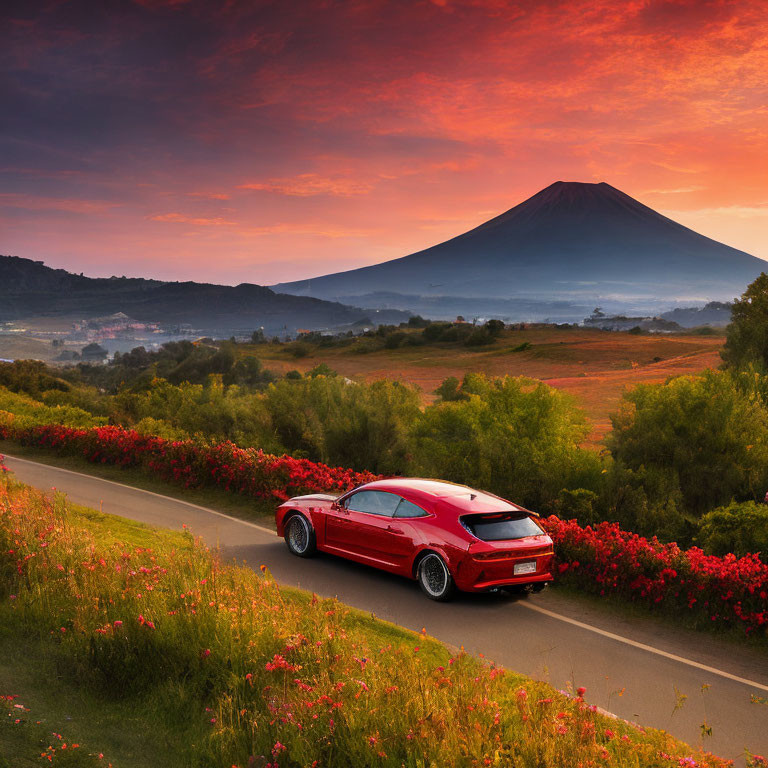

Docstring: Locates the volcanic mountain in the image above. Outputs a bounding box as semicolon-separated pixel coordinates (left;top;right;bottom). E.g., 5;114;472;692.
273;182;765;316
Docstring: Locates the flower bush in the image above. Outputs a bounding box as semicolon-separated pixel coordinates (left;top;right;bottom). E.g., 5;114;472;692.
5;423;379;501
4;421;768;638
1;477;754;768
544;516;768;636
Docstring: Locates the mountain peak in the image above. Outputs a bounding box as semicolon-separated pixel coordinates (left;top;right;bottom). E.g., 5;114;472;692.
273;180;762;306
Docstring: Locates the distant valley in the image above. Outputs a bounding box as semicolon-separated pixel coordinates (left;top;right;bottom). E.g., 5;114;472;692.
0;255;408;339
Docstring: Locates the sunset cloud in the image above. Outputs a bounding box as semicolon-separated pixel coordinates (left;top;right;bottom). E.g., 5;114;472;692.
239;174;374;197
0;193;118;214
149;213;237;227
1;0;766;283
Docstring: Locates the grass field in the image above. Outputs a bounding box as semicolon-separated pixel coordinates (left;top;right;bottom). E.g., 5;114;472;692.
241;327;725;444
2;476;748;768
0;334;62;364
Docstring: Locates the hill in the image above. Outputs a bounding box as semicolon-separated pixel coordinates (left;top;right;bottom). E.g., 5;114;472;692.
0;255;408;335
274;181;766;320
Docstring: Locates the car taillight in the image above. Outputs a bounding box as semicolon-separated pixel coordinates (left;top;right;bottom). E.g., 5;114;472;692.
473;551;518;561
473;546;553;561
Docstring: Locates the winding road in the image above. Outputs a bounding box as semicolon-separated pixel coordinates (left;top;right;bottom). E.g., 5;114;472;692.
5;454;768;762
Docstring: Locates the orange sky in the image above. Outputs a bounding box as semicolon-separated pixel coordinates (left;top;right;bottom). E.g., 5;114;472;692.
1;0;766;285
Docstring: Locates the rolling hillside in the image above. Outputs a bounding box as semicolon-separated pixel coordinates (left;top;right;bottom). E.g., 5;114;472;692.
0;255;408;335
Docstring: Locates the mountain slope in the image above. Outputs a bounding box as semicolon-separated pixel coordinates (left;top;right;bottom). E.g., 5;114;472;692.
0;255;406;333
273;182;765;305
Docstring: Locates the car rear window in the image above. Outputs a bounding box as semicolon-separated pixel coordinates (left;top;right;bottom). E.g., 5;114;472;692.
395;498;428;518
461;513;543;541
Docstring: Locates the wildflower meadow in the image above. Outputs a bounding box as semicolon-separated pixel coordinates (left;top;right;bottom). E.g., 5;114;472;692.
1;470;760;768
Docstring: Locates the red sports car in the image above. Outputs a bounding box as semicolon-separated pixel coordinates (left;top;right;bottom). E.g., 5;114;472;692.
275;478;554;601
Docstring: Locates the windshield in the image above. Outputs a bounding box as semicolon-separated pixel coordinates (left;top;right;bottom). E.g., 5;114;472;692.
461;513;543;542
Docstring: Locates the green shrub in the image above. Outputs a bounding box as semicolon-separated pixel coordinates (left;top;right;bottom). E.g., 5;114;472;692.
555;488;599;526
434;376;466;402
264;376;420;473
464;329;493;347
410;374;603;511
699;501;768;560
607;371;768;516
0;387;105;430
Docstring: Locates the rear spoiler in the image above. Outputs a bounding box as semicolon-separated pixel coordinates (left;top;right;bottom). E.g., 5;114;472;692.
469;489;540;518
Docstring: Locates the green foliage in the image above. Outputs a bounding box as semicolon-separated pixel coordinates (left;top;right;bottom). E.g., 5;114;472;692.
464;328;495;347
0;387;105;430
112;378;279;450
608;371;768;517
511;341;532;352
307;362;337;378
722;272;768;369
603;462;693;543
555;488;600;526
410;374;603;511
384;330;407;349
263;376;420;473
699;501;768;560
69;341;275;393
222;355;273;387
485;319;505;337
434;376;466;402
0;359;69;397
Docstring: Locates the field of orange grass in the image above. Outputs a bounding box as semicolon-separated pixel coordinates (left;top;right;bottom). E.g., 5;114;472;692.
1;472;754;768
242;328;724;445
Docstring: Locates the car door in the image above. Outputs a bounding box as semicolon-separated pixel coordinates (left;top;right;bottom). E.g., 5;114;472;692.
387;497;430;569
341;490;402;566
324;495;357;551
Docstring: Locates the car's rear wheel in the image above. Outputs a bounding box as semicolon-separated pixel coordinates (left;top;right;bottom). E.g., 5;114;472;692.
284;513;317;557
417;553;455;601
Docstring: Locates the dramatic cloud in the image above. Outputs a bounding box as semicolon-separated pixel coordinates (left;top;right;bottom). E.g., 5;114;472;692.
1;0;766;283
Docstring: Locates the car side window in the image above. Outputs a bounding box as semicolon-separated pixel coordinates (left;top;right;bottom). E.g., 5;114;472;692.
395;498;428;518
345;491;400;517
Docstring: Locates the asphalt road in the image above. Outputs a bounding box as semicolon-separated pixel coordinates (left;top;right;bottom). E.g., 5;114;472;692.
5;454;768;762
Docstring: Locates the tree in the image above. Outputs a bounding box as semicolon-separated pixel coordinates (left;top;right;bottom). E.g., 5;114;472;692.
410;374;603;511
434;376;465;402
608;370;768;516
81;343;108;361
263;376;420;473
698;501;768;561
722;272;768;369
485;319;505;336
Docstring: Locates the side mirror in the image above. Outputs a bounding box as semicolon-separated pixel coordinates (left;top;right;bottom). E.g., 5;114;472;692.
331;501;340;512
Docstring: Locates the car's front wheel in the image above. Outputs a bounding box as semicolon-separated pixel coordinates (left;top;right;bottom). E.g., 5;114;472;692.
417;553;455;601
284;513;317;558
